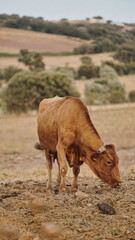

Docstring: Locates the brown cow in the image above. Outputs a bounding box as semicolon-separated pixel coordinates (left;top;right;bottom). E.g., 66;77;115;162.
35;96;121;192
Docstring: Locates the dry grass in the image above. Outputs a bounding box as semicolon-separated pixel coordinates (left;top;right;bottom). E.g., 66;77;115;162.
1;108;135;155
0;107;135;181
0;53;114;70
0;27;89;53
119;74;135;94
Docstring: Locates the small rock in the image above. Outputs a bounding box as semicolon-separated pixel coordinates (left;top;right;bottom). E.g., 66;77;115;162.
97;203;116;215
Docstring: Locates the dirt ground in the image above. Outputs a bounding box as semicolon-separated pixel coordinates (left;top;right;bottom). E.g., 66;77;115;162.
0;107;135;240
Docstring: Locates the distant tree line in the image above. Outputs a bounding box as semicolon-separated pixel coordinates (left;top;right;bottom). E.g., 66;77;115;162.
0;14;134;43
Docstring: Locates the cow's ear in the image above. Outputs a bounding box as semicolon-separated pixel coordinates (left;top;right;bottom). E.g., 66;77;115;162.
105;144;115;151
91;152;99;162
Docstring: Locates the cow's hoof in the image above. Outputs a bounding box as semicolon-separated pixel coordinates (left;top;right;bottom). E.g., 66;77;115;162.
71;187;78;192
60;186;67;193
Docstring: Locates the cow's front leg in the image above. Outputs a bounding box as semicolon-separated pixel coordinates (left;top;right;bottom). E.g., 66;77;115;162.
45;151;52;190
56;160;61;185
72;166;80;192
56;144;68;193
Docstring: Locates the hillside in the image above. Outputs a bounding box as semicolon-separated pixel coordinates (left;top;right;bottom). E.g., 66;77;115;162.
0;27;89;53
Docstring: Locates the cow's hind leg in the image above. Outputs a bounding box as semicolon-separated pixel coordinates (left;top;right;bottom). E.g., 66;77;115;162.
56;143;68;193
72;166;80;192
45;151;53;190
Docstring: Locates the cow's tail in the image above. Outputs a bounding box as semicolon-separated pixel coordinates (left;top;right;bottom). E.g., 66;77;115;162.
34;142;44;150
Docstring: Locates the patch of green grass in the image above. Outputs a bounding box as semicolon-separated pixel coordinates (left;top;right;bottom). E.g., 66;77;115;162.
0;51;74;58
0;52;19;58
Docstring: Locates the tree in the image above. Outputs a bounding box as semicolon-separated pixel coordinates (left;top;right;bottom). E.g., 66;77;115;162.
85;65;126;105
128;90;135;102
2;71;79;113
78;64;96;79
115;43;135;62
4;66;22;82
18;49;45;71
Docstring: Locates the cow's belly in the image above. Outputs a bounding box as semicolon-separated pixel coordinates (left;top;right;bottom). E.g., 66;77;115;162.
38;125;58;153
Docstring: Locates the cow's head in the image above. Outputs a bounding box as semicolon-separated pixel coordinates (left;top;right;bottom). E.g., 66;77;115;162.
85;144;121;187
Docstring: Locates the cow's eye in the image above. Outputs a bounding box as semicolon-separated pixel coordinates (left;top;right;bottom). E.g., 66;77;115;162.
107;161;111;165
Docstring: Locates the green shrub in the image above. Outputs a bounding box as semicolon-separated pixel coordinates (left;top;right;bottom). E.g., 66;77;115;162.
2;71;79;113
126;62;135;74
92;37;116;53
3;66;22;81
109;89;126;104
100;64;119;82
78;64;96;79
103;60;135;75
85;92;110;105
115;43;135;62
0;69;4;80
74;44;93;54
18;49;45;71
55;66;76;79
74;37;116;55
128;90;135;102
103;61;128;75
85;65;126;105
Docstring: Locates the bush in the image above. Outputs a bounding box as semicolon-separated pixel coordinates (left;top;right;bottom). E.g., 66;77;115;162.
55;66;76;79
100;65;119;83
109;89;126;104
115;43;135;62
128;90;135;102
73;37;116;55
2;71;79;113
103;60;135;75
126;62;135;74
85;65;126;105
18;49;45;71
0;69;4;80
85;92;109;105
78;64;97;79
74;44;93;54
3;66;22;81
92;37;116;53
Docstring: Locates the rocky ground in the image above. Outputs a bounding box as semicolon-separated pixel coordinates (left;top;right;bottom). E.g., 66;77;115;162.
0;163;134;240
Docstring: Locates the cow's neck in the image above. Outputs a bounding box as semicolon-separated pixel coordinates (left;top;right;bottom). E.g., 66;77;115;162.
79;123;104;152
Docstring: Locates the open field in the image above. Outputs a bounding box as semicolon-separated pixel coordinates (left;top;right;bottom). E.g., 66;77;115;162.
0;27;89;53
0;52;114;70
0;107;135;178
119;74;135;94
0;107;135;239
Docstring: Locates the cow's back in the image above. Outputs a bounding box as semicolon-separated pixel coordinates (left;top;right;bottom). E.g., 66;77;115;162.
37;96;91;152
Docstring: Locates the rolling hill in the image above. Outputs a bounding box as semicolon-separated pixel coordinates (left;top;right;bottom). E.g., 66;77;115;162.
0;27;89;53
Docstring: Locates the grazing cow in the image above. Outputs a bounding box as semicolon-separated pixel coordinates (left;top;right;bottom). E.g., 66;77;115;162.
35;96;121;192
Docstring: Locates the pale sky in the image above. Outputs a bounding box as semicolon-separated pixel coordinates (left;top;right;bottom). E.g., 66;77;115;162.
0;0;135;23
